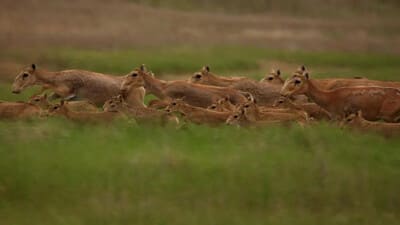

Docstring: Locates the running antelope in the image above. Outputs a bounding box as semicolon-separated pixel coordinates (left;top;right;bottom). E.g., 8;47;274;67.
189;66;251;87
29;94;98;112
260;69;284;85
281;72;400;122
207;97;236;112
341;111;400;137
49;100;122;123
273;96;331;120
103;95;178;125
12;64;145;107
166;98;231;126
120;65;247;108
0;101;43;119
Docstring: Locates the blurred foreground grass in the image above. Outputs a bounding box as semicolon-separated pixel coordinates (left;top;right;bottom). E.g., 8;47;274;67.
0;119;400;225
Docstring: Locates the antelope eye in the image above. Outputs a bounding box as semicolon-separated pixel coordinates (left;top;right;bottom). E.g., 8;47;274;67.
347;118;352;122
278;100;283;103
195;74;202;79
172;102;177;106
244;105;249;108
53;106;58;110
22;73;29;78
234;115;238;118
294;80;301;84
34;99;40;102
131;73;138;77
268;77;273;80
211;106;216;109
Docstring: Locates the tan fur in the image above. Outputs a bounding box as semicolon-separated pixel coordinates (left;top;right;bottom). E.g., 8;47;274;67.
273;96;331;120
12;64;145;107
281;72;400;122
226;106;298;128
342;111;400;137
226;108;250;127
189;66;251;87
292;65;400;90
230;80;282;106
147;99;169;109
166;98;231;126
29;94;98;112
314;77;400;90
120;65;247;108
207;97;236;112
0;101;43;119
240;100;309;124
49;101;121;123
28;94;50;109
260;69;284;85
103;95;178;125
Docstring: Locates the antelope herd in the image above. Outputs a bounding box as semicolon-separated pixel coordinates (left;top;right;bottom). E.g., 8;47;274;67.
2;63;400;137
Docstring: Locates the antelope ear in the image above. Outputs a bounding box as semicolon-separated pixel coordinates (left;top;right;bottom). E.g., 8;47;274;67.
304;72;309;79
31;64;36;70
43;93;47;99
202;66;210;73
276;69;281;76
140;64;146;72
301;65;306;71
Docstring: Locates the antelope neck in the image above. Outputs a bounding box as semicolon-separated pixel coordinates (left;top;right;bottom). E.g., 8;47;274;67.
142;73;167;98
305;79;332;109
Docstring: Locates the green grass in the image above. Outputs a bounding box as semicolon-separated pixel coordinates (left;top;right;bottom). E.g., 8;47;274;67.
0;83;40;102
3;46;400;82
0;120;400;225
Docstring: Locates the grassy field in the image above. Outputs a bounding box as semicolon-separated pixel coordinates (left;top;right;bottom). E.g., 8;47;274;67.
1;1;400;224
1;120;400;225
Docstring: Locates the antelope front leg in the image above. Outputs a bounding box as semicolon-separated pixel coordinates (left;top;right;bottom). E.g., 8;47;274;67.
55;85;77;101
63;94;78;101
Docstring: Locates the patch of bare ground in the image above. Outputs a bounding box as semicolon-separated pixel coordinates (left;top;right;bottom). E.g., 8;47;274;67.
0;0;399;53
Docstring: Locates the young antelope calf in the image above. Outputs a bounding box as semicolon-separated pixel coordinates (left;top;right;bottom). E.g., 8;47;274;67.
49;100;121;123
0;101;43;119
341;111;400;137
273;96;331;121
103;95;178;126
260;69;284;85
29;94;98;112
189;66;251;87
166;98;231;126
240;100;309;125
207;97;236;112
